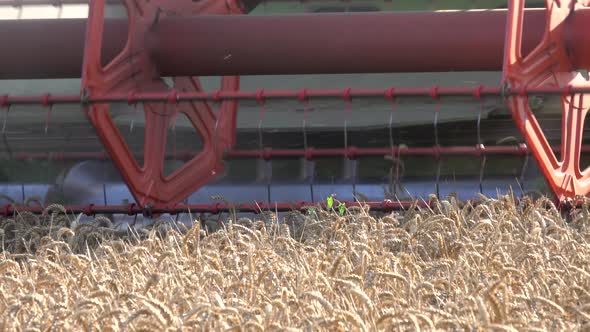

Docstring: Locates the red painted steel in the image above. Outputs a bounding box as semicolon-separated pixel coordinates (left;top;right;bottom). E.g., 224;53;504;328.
0;0;320;5
1;0;121;4
0;197;562;217
5;85;590;107
81;0;242;208
0;19;126;79
503;0;590;201
150;10;546;76
4;9;590;78
0;200;432;216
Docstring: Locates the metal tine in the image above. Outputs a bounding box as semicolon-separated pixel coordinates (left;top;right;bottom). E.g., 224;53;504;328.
1;134;11;161
292;91;314;200
344;90;351;152
389;102;396;189
387;114;395;197
433;101;441;198
258;106;265;156
518;92;531;196
103;183;108;205
1;100;12;160
100;158;108;207
300;128;315;202
210;81;225;178
477;99;486;195
44;103;53;136
395;146;404;200
343;89;356;198
518;153;529;195
301;90;309;173
2;104;9;134
350;157;358;200
129;102;139;133
168;82;180;164
265;158;272;204
256;93;271;203
387;95;402;198
302;107;308;156
299;90;317;202
213;104;220;173
392;96;405;200
170;101;179;132
308;159;315;202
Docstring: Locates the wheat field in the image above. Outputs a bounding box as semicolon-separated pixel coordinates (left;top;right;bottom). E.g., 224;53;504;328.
0;195;589;331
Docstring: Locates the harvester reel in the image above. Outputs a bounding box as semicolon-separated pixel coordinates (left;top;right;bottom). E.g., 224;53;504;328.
4;1;590;216
81;0;241;208
503;0;590;201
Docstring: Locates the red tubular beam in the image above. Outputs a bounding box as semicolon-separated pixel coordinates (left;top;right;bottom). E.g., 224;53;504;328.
0;196;571;215
0;0;120;4
3;85;590;106
0;200;431;216
141;8;590;76
0;0;336;5
2;9;590;79
0;19;127;79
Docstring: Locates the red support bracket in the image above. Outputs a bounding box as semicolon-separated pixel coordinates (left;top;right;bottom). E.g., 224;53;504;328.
81;0;243;207
503;0;590;201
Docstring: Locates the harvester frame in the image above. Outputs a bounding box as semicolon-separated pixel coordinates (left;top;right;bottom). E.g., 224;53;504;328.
0;0;589;218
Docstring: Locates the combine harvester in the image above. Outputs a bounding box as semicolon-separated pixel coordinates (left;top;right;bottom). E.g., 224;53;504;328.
0;0;588;223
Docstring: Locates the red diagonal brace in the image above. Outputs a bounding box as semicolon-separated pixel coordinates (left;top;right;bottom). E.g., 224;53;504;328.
503;0;590;201
81;0;242;208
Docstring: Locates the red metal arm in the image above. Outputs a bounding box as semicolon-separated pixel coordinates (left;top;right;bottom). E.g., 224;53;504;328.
81;0;241;208
503;0;590;201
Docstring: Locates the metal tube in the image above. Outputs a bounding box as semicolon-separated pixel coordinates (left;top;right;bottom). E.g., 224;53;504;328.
0;0;119;5
566;7;590;71
151;10;547;76
0;200;429;215
0;0;347;5
3;85;590;105
1;9;589;79
0;19;127;78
